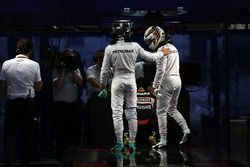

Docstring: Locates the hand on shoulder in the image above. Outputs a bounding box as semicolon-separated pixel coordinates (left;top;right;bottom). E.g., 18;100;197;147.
161;47;171;56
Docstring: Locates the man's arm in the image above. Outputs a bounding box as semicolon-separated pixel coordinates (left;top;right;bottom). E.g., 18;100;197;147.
87;77;100;89
72;70;84;86
152;56;167;89
138;44;171;62
33;63;43;91
100;47;111;88
34;81;43;92
86;67;101;89
53;69;66;88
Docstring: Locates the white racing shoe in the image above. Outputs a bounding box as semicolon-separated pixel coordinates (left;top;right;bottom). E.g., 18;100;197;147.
152;140;167;149
179;131;191;144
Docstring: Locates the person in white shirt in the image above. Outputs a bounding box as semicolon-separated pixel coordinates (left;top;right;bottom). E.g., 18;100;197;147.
100;20;171;152
86;49;112;99
85;49;113;144
144;26;191;149
52;49;84;160
0;38;43;167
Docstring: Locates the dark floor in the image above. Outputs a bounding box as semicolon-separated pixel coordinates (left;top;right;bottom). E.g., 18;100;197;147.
1;144;248;167
1;96;250;167
58;145;250;167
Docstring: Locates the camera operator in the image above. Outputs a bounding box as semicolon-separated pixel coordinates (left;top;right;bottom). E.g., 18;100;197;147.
52;49;84;161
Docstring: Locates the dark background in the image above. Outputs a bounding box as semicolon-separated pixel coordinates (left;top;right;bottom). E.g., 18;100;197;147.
0;0;250;162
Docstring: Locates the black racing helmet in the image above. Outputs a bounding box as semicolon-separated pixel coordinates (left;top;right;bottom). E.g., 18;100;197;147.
111;20;133;42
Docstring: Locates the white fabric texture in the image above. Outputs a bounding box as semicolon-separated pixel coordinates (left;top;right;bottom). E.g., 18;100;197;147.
0;54;41;99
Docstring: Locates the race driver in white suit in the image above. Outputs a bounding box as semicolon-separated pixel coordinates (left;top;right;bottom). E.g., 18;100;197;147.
100;20;171;152
144;26;191;149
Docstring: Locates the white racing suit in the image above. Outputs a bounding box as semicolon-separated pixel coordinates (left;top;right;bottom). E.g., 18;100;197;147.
100;40;164;144
153;43;190;143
